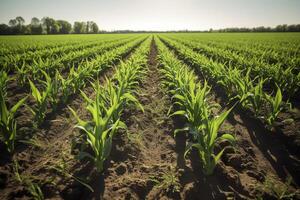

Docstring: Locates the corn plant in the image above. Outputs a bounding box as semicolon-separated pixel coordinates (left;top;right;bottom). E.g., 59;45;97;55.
15;61;28;86
69;81;128;172
265;87;283;126
28;77;50;126
170;79;235;175
0;90;27;153
70;83;122;172
185;107;235;175
57;71;73;103
171;80;211;140
217;65;239;98
28;70;62;125
156;39;235;175
70;65;89;92
249;78;266;117
230;69;254;108
42;70;60;111
68;38;150;173
0;70;10;97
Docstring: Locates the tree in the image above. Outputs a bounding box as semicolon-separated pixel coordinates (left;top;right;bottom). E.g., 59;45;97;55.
91;22;99;33
31;17;40;26
30;17;43;34
0;24;10;34
50;21;59;34
8;19;17;27
287;24;300;32
86;21;91;33
42;17;55;34
42;17;60;34
16;16;25;26
8;17;25;34
57;20;72;34
24;25;31;34
73;21;86;34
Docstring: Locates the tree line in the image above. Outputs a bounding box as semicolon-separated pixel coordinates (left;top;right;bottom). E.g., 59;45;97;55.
0;16;99;35
209;24;300;32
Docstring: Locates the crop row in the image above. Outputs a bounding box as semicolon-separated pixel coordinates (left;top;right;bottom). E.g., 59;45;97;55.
159;36;287;128
0;36;131;71
1;36;142;78
0;36;148;153
155;37;235;175
69;37;151;172
0;34;132;56
163;36;300;99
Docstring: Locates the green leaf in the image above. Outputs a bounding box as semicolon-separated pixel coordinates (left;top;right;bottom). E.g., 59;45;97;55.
214;149;225;163
169;110;186;117
29;79;42;103
80;90;93;104
117;120;127;130
209;107;233;147
174;127;189;137
10;96;27;115
219;133;235;144
68;106;87;127
0;91;8;123
184;142;194;158
274;87;282;111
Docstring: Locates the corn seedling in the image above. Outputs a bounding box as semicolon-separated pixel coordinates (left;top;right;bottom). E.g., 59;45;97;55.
28;74;51;126
249;78;266;117
15;61;29;86
171;80;211;140
185;107;235;175
265;87;283;126
0;90;27;153
231;69;254;108
41;70;60;110
0;70;10;97
69;81;127;173
57;71;73;103
157;38;235;175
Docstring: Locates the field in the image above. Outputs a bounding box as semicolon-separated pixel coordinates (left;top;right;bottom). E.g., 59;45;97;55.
0;33;299;199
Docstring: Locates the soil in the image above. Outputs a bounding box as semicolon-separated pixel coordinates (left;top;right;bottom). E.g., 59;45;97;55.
0;37;299;200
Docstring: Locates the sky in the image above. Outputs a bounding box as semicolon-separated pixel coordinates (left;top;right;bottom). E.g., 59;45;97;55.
0;0;299;31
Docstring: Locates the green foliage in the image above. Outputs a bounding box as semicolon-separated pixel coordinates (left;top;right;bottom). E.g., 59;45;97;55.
69;38;150;173
249;78;266;117
160;35;292;128
0;70;10;97
266;87;283;126
15;61;28;86
157;38;235;175
70;82;126;172
28;71;52;126
185;107;235;175
0;89;27;153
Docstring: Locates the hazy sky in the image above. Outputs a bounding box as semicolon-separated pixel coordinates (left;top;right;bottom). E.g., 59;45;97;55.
0;0;299;31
